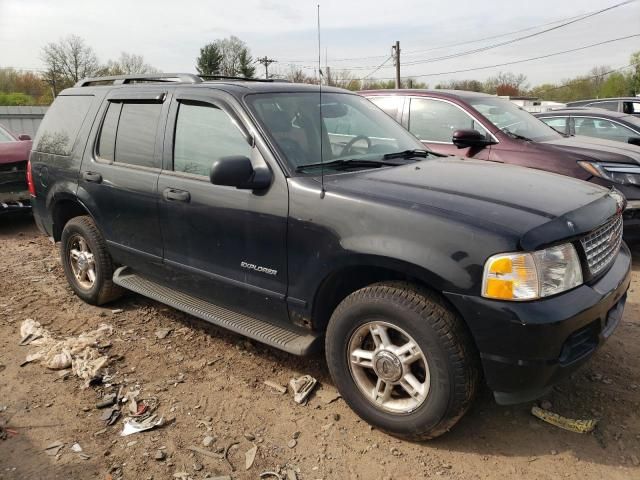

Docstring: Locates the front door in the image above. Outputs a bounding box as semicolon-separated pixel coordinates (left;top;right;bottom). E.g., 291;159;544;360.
404;97;493;159
157;90;289;322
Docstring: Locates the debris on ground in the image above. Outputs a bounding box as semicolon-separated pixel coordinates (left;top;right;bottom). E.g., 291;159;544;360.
71;442;82;452
531;406;598;434
96;393;117;409
44;440;64;456
224;442;240;471
260;471;283;479
100;407;121;426
154;449;166;461
155;328;172;339
288;375;317;404
245;444;258;470
315;385;341;405
263;380;287;394
19;320;113;387
186;445;224;460
120;414;165;436
286;469;298;480
111;309;124;314
202;435;215;447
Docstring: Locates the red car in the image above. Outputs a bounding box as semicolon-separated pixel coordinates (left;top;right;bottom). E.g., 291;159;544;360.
361;89;640;242
0;123;32;215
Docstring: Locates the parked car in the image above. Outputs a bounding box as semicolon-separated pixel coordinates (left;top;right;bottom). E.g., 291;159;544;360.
534;108;640;146
30;74;630;439
0;123;32;215
361;89;640;242
566;97;640;116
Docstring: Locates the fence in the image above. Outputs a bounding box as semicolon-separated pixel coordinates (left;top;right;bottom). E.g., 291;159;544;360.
0;106;48;138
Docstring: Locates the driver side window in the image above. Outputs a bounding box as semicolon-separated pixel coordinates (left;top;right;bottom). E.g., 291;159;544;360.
409;98;488;143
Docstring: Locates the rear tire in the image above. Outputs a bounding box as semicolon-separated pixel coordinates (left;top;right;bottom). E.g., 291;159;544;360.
60;215;123;305
325;281;479;440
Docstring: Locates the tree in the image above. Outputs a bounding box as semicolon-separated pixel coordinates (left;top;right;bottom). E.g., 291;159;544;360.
102;52;159;76
238;48;256;78
630;50;640;96
196;37;256;77
284;67;317;84
41;35;100;94
599;72;630;97
435;79;484;92
196;43;223;76
483;72;528;95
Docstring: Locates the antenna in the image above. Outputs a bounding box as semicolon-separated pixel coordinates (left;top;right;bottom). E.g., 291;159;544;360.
317;4;326;199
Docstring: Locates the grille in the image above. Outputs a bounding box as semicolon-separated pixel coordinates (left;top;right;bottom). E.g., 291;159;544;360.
580;215;623;276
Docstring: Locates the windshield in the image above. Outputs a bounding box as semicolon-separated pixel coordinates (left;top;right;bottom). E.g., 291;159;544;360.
468;97;561;142
0;125;15;143
246;92;426;173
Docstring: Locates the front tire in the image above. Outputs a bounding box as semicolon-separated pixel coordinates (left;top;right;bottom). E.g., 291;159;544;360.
60;215;123;305
325;282;478;440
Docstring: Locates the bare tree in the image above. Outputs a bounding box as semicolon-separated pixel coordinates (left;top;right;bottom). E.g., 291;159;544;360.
103;52;160;75
284;67;317;84
41;35;100;94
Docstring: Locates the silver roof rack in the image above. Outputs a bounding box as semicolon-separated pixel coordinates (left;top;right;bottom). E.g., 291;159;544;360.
75;73;203;87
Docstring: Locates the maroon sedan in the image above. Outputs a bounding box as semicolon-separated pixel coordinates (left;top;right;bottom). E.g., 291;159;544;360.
361;89;640;241
0;123;32;214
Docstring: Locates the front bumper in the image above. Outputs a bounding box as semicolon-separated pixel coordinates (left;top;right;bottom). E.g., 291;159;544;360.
445;242;632;404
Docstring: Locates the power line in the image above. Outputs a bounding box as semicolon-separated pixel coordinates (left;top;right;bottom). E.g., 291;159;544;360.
362;56;393;79
279;0;636;64
353;33;640;80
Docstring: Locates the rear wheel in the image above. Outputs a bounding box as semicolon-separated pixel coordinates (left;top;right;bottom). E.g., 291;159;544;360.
325;281;479;440
60;216;123;305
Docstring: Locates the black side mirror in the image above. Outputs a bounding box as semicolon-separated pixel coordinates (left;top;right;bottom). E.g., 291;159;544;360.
210;155;272;190
452;129;495;149
628;137;640;147
18;134;31;141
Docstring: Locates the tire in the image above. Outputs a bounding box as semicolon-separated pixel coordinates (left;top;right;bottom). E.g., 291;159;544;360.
325;281;479;440
60;215;123;305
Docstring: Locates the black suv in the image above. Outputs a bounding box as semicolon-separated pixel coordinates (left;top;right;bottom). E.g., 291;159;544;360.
29;73;631;440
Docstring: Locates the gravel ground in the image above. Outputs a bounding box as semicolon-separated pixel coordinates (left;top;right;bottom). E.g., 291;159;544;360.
1;215;639;480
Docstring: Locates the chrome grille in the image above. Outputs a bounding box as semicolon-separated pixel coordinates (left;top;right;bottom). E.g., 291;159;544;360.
580;215;623;276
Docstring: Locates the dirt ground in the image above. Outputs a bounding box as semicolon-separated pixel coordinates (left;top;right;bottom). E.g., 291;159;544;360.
1;215;639;480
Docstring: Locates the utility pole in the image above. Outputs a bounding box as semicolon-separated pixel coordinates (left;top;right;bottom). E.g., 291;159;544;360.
256;56;276;79
326;66;331;86
392;41;400;88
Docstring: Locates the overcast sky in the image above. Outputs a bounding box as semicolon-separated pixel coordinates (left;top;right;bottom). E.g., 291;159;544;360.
1;0;639;87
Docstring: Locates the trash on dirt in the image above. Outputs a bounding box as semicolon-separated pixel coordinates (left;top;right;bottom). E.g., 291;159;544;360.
19;318;49;345
260;472;283;480
120;414;164;436
111;309;124;314
264;380;287;394
19;321;113;388
101;407;121;426
71;442;83;452
79;453;91;460
289;375;317;404
245;444;258;470
224;442;240;471
154;449;166;461
155;328;172;339
531;406;598;434
202;435;215;447
96;393;117;409
44;440;64;456
186;445;224;459
315;386;341;405
286;469;298;480
287;439;297;449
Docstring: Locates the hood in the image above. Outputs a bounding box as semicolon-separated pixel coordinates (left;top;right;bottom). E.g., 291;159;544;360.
0;140;32;165
325;157;620;250
539;135;640;165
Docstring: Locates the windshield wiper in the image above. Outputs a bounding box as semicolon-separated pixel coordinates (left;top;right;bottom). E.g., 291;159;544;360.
382;149;430;160
295;158;400;172
502;129;532;141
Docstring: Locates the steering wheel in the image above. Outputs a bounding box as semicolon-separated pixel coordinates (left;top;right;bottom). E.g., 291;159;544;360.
340;135;371;156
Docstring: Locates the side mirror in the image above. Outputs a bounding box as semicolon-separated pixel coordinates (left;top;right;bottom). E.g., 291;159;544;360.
210;155;272;190
18;134;31;141
452;129;495;149
628;137;640;147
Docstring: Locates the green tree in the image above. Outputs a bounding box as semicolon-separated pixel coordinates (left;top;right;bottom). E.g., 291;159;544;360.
598;72;630;97
238;49;256;78
630;50;640;95
196;43;223;76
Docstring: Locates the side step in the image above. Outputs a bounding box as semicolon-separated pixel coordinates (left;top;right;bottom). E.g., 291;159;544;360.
112;267;319;355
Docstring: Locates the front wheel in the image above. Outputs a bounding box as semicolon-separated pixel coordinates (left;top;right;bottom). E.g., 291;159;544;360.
325;282;479;440
60;215;123;305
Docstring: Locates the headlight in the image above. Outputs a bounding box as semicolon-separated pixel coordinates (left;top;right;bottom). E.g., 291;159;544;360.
578;161;640;185
482;243;583;301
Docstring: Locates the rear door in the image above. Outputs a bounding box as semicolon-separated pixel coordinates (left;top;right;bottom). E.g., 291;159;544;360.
77;89;169;271
404;97;493;158
157;89;289;322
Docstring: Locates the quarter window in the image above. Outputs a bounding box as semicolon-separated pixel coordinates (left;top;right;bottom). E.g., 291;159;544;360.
409;98;489;143
173;102;251;177
34;95;93;156
540;117;568;134
368;96;402;119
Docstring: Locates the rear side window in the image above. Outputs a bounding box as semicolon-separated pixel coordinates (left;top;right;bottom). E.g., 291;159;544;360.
586;101;619;112
96;101;162;168
368;96;402;119
173;102;250;177
34;95;93;155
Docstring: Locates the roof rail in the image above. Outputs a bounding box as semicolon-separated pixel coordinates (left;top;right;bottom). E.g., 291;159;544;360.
199;75;290;83
75;73;203;87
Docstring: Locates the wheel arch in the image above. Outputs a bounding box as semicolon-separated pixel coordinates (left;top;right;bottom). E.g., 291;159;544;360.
50;195;94;241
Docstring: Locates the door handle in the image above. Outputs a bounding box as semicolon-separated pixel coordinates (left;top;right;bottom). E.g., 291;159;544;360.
82;171;102;183
163;188;191;203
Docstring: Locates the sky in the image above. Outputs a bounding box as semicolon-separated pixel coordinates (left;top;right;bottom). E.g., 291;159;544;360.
0;0;639;87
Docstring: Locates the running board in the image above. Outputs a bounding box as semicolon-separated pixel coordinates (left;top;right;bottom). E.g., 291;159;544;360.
112;267;319;355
